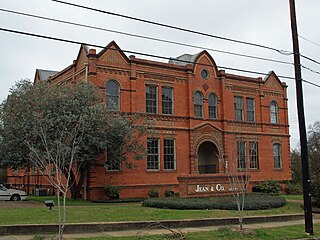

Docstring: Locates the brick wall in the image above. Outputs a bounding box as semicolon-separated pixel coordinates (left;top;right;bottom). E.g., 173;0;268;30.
8;41;291;200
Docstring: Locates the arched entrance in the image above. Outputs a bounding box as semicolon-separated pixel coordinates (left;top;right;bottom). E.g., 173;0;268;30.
198;141;219;174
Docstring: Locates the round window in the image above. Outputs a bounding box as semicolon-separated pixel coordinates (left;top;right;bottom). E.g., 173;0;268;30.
201;69;209;80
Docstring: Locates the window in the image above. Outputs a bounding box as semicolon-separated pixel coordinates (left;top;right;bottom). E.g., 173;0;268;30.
162;87;173;115
201;69;209;79
249;142;259;169
273;143;282;169
164;139;175;170
237;141;246;169
106;80;120;110
147;138;159;170
246;98;255;122
234;96;243;121
270;101;278;124
208;93;217;119
194;91;203;118
146;85;157;114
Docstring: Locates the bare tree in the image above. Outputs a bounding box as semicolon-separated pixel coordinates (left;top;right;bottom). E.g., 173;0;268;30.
26;115;85;239
225;129;254;230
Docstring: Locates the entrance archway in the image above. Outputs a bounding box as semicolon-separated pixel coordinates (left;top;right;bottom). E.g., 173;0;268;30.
198;141;219;174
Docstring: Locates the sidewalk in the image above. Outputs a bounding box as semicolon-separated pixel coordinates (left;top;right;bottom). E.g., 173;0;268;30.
1;215;319;240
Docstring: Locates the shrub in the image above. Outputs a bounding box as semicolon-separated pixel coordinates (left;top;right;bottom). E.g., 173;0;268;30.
252;180;282;195
32;236;46;240
92;198;145;203
285;182;303;195
165;189;175;197
148;188;159;198
142;193;286;210
104;185;123;199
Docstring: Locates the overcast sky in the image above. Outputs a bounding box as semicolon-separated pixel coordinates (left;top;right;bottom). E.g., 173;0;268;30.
1;0;319;149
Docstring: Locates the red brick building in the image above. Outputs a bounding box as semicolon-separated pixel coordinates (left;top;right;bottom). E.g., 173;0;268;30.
7;41;291;200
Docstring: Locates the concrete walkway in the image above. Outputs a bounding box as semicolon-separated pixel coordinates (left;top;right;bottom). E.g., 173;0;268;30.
0;215;319;240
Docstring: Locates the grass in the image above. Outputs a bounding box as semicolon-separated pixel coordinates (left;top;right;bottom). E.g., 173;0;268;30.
0;197;303;225
280;194;303;201
76;224;320;240
27;195;101;206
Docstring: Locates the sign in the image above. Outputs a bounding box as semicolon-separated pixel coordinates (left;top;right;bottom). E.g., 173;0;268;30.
187;183;240;195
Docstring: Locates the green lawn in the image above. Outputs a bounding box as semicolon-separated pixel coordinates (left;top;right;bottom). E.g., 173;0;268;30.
280;194;303;201
77;224;320;240
27;195;101;206
0;197;303;225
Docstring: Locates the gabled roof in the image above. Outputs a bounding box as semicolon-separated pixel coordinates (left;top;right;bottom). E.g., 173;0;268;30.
264;71;284;88
74;44;89;66
35;69;59;81
97;41;130;62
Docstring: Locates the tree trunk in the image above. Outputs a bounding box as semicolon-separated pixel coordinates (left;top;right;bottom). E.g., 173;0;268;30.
68;168;87;199
67;169;77;199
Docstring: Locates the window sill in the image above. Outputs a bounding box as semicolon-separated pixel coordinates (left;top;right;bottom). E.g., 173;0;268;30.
146;170;177;173
162;113;173;116
237;168;259;172
146;169;160;173
105;170;122;174
274;168;283;171
237;169;249;172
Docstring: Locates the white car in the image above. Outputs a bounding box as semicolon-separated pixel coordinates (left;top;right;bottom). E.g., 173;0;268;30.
0;185;27;201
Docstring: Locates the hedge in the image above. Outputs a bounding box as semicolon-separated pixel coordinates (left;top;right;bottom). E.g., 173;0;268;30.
92;198;145;203
142;194;286;210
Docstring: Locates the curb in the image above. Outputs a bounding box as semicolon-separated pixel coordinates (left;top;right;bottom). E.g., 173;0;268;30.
0;214;304;236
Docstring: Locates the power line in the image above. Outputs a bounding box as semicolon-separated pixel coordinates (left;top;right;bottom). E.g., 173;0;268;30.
300;54;320;66
290;112;320;125
0;8;293;66
0;27;292;79
290;112;320;121
51;0;293;56
300;79;320;88
299;35;320;48
301;65;320;75
3;9;320;78
1;27;320;88
49;1;320;73
3;7;320;77
298;36;320;66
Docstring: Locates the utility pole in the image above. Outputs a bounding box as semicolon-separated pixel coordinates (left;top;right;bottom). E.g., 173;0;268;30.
289;0;313;235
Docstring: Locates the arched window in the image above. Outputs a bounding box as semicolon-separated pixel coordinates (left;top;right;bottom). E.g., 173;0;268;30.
194;91;203;118
106;80;120;110
273;143;282;169
270;101;278;124
208;93;217;119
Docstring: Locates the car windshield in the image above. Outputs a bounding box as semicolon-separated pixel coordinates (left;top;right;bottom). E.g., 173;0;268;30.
0;185;7;191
